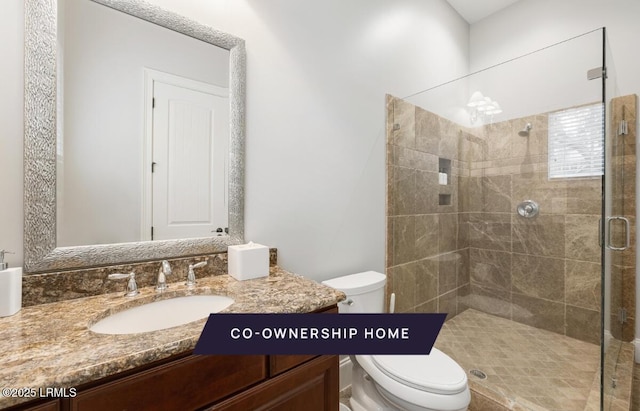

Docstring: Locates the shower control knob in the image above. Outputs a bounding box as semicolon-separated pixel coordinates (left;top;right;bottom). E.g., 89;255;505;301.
517;200;539;218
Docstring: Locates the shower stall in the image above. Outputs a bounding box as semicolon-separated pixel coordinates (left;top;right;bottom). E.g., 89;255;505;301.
385;28;636;410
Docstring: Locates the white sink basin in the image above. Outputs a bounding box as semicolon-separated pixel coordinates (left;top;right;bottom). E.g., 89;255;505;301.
90;295;234;335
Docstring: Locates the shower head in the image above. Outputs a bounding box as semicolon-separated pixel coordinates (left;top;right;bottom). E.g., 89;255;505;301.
518;123;532;136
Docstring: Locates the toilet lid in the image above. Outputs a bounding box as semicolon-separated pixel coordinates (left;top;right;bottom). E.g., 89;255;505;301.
370;348;467;395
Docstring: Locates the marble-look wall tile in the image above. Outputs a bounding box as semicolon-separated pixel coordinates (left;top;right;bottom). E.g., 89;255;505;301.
460;131;487;164
469;248;511;292
621;158;637;213
610;267;624;340
436;176;459;214
511;293;565;334
620;266;636;313
391;215;416;265
415;214;439;260
565;214;600;263
387;263;416;313
512;171;567;215
457;210;469;250
457;176;470;215
456;248;470;287
456;284;470;316
566;305;600;345
386;95;636;344
386;94;395;145
392;145;438;171
415;170;440;214
439;213;458;253
512;214;565;258
620;266;636;342
611;95;637;154
392;98;416;149
468;175;512;213
438;252;461;295
468;213;511;252
415;258;438;306
438;117;460;160
565;260;601;311
468;390;511;411
414;298;437;313
483;121;512;161
565;179;601;215
388;165;416;216
438;289;458;321
511;253;564;302
386;217;394;268
415;106;440;155
510;114;548;158
412;112;461;159
462;284;512;320
387;96;469;317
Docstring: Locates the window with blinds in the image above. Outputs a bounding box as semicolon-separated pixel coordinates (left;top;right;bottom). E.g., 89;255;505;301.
548;103;604;179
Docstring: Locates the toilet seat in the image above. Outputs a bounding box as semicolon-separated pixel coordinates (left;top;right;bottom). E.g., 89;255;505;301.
354;350;470;411
370;349;467;394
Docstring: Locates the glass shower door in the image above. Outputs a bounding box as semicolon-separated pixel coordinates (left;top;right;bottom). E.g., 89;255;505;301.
601;27;636;411
385;27;634;410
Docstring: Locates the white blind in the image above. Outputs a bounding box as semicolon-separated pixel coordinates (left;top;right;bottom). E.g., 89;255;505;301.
548;103;604;179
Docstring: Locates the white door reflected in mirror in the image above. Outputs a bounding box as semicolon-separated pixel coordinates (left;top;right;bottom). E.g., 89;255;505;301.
147;73;229;241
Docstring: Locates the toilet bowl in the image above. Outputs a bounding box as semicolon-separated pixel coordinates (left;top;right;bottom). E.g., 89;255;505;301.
322;272;470;411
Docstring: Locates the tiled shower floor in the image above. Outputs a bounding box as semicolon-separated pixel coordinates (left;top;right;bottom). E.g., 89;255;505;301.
435;309;601;411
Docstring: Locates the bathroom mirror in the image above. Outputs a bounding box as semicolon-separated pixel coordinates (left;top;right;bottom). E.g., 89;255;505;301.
24;0;246;273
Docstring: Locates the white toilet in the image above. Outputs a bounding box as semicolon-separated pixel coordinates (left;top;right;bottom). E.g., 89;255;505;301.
322;271;470;411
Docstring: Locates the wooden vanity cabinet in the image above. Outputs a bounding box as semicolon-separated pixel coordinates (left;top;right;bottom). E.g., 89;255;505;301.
17;400;60;411
12;304;339;411
207;355;338;411
69;354;267;411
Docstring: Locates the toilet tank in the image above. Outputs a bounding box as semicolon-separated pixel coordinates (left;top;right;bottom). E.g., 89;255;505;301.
322;271;386;313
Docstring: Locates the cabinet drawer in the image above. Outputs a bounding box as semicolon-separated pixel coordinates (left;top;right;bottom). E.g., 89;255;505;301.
208;355;339;411
269;305;338;376
14;399;60;411
70;355;266;411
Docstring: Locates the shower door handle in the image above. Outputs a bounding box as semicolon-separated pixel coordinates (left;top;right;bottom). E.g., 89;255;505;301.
606;216;630;251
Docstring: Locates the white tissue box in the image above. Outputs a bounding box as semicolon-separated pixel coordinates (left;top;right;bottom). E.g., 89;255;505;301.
228;242;269;281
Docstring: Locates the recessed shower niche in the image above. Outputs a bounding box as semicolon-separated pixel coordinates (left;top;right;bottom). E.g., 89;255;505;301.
438;157;451;186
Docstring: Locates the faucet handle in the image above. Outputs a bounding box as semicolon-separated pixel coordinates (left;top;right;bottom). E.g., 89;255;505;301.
186;261;207;287
156;260;172;292
108;272;139;297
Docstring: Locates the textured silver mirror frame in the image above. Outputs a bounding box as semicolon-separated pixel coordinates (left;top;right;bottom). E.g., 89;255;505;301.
24;0;245;273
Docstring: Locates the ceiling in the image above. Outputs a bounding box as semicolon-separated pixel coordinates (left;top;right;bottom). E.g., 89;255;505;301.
445;0;522;24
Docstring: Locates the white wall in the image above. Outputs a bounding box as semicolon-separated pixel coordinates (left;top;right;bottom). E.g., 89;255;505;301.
0;0;24;268
142;0;470;280
0;0;469;278
469;0;640;352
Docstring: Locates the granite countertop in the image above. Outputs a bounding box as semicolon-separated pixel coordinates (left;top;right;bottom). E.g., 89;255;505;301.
0;267;345;408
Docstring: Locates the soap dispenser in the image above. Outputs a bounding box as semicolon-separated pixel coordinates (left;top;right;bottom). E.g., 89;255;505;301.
0;250;22;317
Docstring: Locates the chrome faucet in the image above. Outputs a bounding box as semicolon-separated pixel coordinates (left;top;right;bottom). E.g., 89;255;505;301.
156;260;172;292
108;272;139;297
186;261;207;287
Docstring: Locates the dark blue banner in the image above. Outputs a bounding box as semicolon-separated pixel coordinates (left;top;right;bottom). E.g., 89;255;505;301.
194;313;446;355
